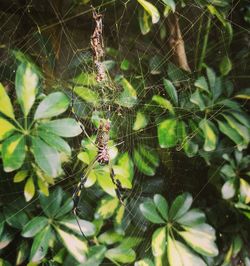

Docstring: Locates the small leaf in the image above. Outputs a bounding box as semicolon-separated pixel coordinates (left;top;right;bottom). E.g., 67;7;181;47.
2;134;26;172
234;88;250;100
0;118;16;141
239;178;250;204
14;170;28;183
133;111;148;131
140;199;165;224
137;0;160;24
169;192;193;220
207;5;226;26
138;8;152;35
152;95;175;114
163;79;178;105
161;0;176;12
206;67;216;91
15;63;39;116
24;176;35;202
157;118;177;148
153;194;168;220
39;118;82;138
81;245;107;266
220;56;232;76
0;83;15;119
194;76;209;93
31;137;62;178
98;230;123;245
34;92;70;119
149;55;162;74
199;119;217;151
56;227;87;263
152;226;166;256
30;226;52;262
0;229;14;249
22;216;48;238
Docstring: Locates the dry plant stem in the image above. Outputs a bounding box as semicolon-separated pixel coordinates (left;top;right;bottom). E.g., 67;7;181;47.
167;13;191;73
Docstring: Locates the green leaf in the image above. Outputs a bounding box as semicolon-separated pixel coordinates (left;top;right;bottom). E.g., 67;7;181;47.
137;0;160;24
230;111;250;128
194;76;209;93
152;226;166;256
39;118;82;137
169;192;193;220
31;137;62;177
2;134;26;172
176;209;206;226
239;178;250;204
158;118;177;148
74;86;100;106
115;76;137;108
95;196;119;220
0;83;15;119
234;88;250;100
149;55;162;74
133;145;159;176
81;245;107;266
154;194;168;220
135;258;154;266
161;0;176;12
98;230;123;245
120;59;130;71
34;92;70;119
220;56;232;76
138;8;152;35
4;206;29;229
167;235;206;266
163;79;178;105
140;199;166;224
179;224;219;257
15;63;39;116
105;245;136;264
13;170;28;183
206;67;216;91
16;240;29;265
38;130;71;155
54;198;73;219
199;119;217;151
133;111;148;131
22;216;48;237
221;179;236;200
59;218;95;237
152;95;175;114
207;5;226;26
30;225;52;262
0;118;16;141
56;227;87;263
24;176;35;202
190;90;206;111
0;229;14;249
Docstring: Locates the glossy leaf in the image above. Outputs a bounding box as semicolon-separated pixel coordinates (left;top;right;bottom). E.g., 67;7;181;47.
0;83;15;119
31;137;62;177
153;194;168;220
81;245;107;266
152;226;166;256
34;92;70;119
169;193;193;220
54;198;73;219
137;0;160;24
190;89;206;111
2;134;26;172
140;199;165;224
98;230;123;245
199;119;217;151
163;79;178;105
176;209;206;226
158;118;177;148
38;118;82;138
24;176;35;202
0;229;14;249
22;216;48;238
239;178;250;204
15;63;39;116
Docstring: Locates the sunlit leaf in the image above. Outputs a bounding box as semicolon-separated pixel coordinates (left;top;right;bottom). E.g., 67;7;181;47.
152;95;175;114
161;0;176;12
135;258;154;266
207;5;226;26
95;196;119;220
34;92;70;119
199;119;217;151
137;0;160;24
152;226;166;256
0;118;16;141
194;76;209;93
158;118;177;148
81;245;107;266
0;83;15;119
24;176;35;202
221;179;236;200
16;240;29;265
234;88;250;100
13;170;28;183
105;245;136;264
133;111;148;131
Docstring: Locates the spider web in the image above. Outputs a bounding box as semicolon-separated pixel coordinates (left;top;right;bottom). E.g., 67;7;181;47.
0;0;249;264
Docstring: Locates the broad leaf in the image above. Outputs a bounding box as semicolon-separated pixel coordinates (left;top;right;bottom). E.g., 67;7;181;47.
239;178;250;204
0;118;16;141
221;179;236;200
22;216;48;237
135;258;154;266
95;196;119;220
190;90;206;111
137;0;160;24
16;240;29;265
105;245;136;264
13;170;28;183
34;92;70;119
2;134;26;172
133;111;148;131
163;79;178;105
140;199;165;224
199;119;217;151
152;226;166;256
24;176;35;202
0;83;15;119
176;209;206;226
153;194;168;220
81;245;107;266
152;95;175;114
169;193;193;220
194;76;209;93
158;118;177;148
4;206;29;229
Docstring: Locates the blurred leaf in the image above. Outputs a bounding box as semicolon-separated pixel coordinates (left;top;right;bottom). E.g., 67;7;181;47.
167;235;206;266
98;230;123;245
230;111;250;128
179;224;218;257
74;86;100;106
14;170;28;183
0;118;16;141
199;119;217;151
24;176;35;202
82;245;106;266
163;79;178;106
95;197;119;220
15;63;38;116
149;55;162;74
133;111;148;131
54;198;73;219
105;245;136;264
34;92;70;120
137;0;160;24
176;209;206;226
138;8;152;35
0;83;15;119
152;95;175;114
0;229;14;249
22;216;48;238
16;240;29;265
4;205;29;229
115;76;137;108
140;199;165;224
39;118;82;138
56;227;87;263
154;194;168;220
152;226;166;256
120;59;130;70
221;179;236;200
207;5;226;26
190;89;206;111
158;118;177;148
169;193;193;220
239;178;250;204
234;88;250;100
31;137;62;177
2;134;26;172
194;76;209;93
161;0;176;12
219;56;232;76
135;258;154;266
